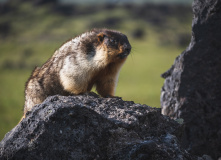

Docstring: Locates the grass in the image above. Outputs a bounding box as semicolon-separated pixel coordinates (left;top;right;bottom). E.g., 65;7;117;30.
0;1;192;140
0;70;30;137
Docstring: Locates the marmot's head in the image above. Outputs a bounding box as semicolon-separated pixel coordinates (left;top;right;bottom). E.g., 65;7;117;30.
96;29;131;63
76;29;131;67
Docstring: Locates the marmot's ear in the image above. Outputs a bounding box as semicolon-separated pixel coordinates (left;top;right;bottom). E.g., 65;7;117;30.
97;33;105;42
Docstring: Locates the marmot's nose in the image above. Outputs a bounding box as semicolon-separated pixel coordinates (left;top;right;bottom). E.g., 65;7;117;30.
117;43;131;59
123;43;131;54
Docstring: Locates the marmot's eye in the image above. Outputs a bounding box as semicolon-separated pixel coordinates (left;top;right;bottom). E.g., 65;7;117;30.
110;39;114;43
109;38;117;45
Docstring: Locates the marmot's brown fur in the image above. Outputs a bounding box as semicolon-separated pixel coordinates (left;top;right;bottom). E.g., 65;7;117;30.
23;28;131;118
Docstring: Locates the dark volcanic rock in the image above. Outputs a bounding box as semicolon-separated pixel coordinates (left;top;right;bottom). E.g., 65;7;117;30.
0;93;196;160
161;0;221;159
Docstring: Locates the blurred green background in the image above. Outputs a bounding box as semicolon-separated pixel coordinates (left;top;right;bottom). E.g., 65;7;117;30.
0;0;193;140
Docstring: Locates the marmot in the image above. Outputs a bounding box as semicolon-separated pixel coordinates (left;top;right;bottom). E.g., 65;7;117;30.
23;28;131;117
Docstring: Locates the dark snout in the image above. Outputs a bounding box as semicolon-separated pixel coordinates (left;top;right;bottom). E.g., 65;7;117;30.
123;43;131;54
118;43;131;59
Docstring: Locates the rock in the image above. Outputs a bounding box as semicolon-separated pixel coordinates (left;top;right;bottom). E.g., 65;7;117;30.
0;93;197;160
161;0;221;159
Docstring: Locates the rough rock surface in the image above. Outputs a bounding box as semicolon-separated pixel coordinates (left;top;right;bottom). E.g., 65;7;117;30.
161;0;221;159
0;93;197;160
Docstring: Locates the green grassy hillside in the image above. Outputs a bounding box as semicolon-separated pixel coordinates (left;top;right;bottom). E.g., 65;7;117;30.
0;1;192;140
